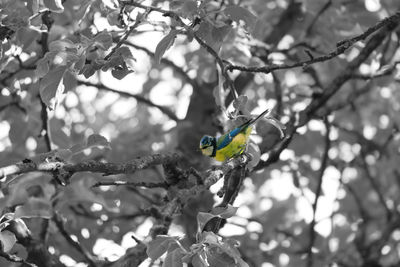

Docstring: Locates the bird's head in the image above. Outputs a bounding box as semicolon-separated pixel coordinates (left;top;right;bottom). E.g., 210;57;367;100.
199;135;215;157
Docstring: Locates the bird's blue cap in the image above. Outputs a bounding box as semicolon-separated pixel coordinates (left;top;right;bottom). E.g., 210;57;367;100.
200;135;213;147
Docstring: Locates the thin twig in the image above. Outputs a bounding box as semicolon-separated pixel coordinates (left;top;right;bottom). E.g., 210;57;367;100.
0;250;37;267
78;80;180;121
305;0;333;36
92;180;169;188
360;152;391;220
307;119;331;267
40;99;52;151
271;72;283;117
53;212;97;267
226;12;400;75
104;9;149;61
126;186;159;204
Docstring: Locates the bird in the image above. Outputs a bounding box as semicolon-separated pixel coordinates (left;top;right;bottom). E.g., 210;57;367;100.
199;108;270;162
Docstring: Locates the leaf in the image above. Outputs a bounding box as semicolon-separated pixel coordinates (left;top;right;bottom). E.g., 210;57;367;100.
93;32;113;50
63;70;77;92
147;235;179;260
246;141;261;170
163;248;185;267
43;0;64;13
0;231;16;252
6;174;54;207
87;134;111;149
9;115;29;146
75;0;93;24
224;5;257;31
111;65;134;80
197;206;238;233
154;30;179;64
74;55;86;71
200;231;219;245
80;63;97;78
218;239;249;267
180;0;198;18
49;39;76;52
69;134;111;158
16;27;39;49
211;205;238;219
211;24;232;44
265;117;286;139
35;57;50;78
192;253;208;267
206;248;236;267
107;10;120;26
233;95;248;113
197;212;218;232
26;0;39;14
115;46;134;58
14;198;52;219
54;149;73;161
49;117;71;148
39;66;68;109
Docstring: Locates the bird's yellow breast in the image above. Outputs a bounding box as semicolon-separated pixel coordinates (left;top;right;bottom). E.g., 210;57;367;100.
214;127;252;162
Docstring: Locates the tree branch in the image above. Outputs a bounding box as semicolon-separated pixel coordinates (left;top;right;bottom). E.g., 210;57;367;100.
53;212;98;267
104;9;148;61
40;99;52;151
305;0;332;36
92;180;169;188
300;12;400;122
0;153;180;180
0;250;37;267
306;119;331;267
359;151;391;220
39;11;54;152
226;12;400;75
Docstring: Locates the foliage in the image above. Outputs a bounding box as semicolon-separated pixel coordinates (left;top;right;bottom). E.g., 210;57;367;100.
0;0;400;267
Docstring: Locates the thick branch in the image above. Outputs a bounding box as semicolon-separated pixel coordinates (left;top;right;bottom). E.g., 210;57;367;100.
0;153;180;180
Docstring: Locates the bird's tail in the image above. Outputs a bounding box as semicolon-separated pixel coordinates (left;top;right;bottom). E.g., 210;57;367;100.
247;108;270;126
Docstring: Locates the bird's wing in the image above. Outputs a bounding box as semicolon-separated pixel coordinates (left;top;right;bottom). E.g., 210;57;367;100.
216;108;269;150
216;127;243;150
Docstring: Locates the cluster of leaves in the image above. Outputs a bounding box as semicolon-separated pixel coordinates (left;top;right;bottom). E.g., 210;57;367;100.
147;205;248;267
